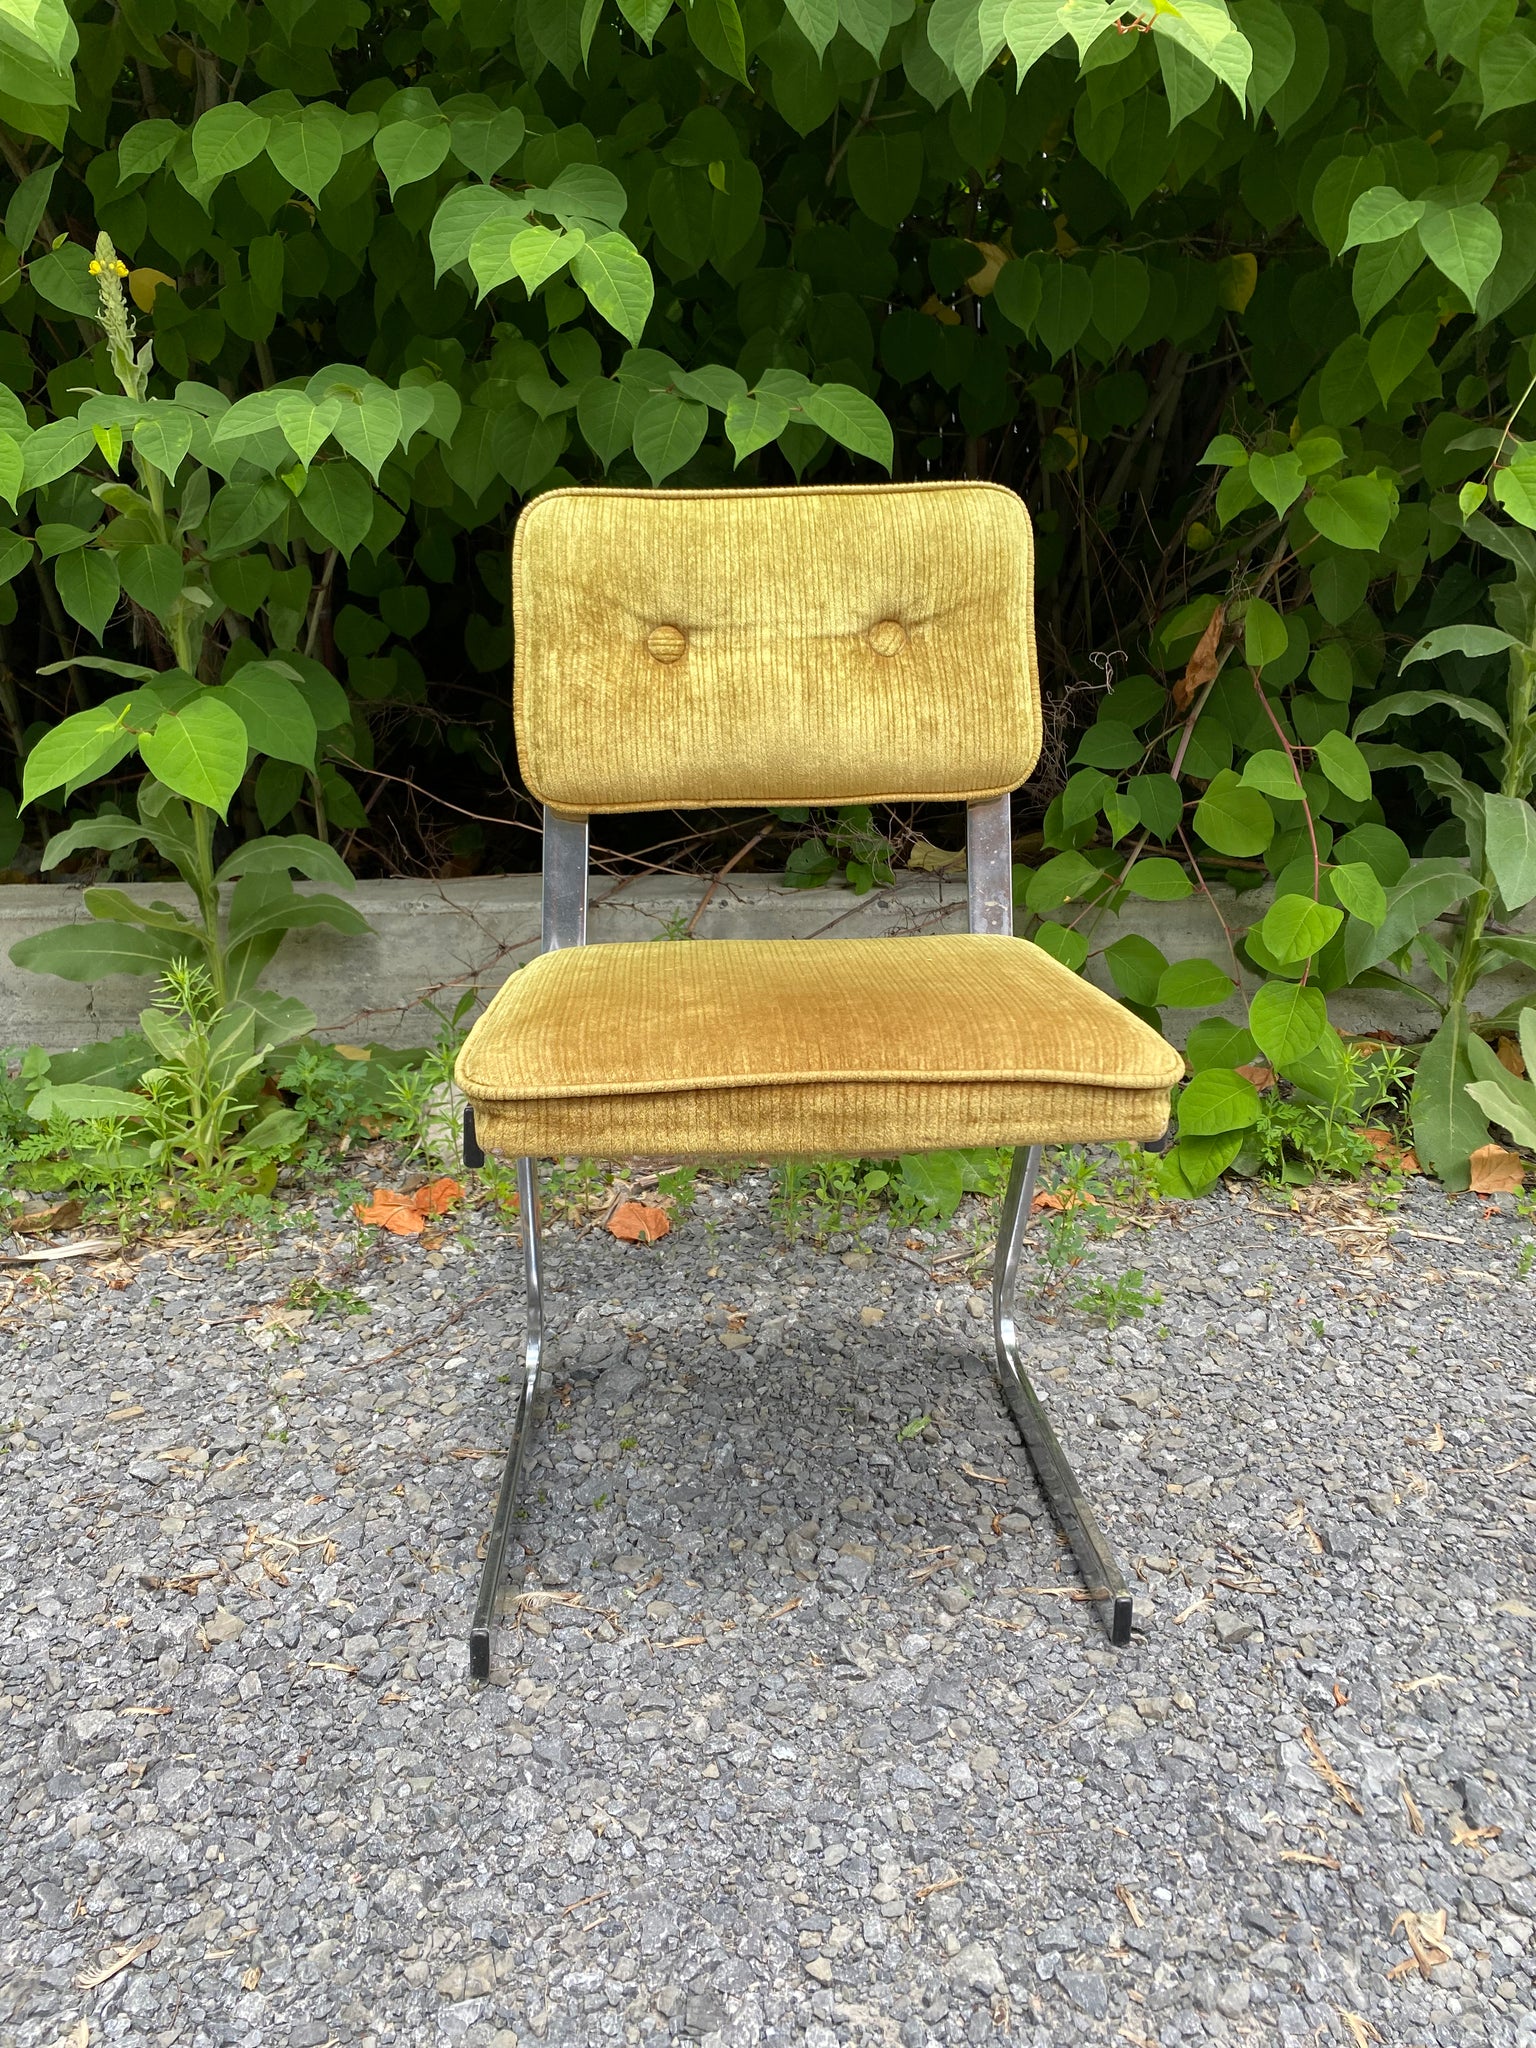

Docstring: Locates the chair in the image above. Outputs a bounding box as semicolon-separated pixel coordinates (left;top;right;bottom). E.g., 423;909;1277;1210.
455;482;1183;1680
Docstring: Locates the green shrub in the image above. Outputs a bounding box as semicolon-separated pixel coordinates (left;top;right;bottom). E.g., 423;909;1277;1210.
1;0;1536;1188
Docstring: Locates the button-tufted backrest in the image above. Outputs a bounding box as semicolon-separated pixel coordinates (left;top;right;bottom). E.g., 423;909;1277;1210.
511;481;1041;814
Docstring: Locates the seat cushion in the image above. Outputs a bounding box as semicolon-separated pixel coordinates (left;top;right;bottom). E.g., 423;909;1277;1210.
456;935;1182;1161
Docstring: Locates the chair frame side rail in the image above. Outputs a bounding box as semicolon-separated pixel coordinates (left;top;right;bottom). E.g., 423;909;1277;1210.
464;795;1131;1681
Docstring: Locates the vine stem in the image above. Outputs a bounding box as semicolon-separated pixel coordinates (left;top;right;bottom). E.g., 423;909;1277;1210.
1248;666;1322;986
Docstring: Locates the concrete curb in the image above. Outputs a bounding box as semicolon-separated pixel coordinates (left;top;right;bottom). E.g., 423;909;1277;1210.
2;870;1532;1052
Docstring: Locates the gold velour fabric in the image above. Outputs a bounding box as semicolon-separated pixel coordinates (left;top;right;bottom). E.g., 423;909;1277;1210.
458;936;1183;1160
512;481;1041;813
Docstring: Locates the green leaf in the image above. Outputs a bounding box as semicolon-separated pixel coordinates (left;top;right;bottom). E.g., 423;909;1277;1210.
1484;793;1536;912
27;1081;148;1121
1090;250;1148;349
1410;1006;1487;1189
299;464;375;558
1256;892;1342;963
1313;728;1372;801
1155;957;1235;1009
218;663;318;769
214;833;355;887
1367;310;1436;402
725;389;792;464
1177;1068;1263;1137
1185;1018;1257;1071
1243;595;1286;668
1247;451;1305;517
846;131;924;231
897;1151;965;1218
9;920;190;983
1479;27;1536;119
1105;933;1168;1006
447;98;527;183
1033;261;1093;361
684;0;749;80
570;232;655;345
41;813;146;868
117;542;184;621
266;108;344;203
1030;920;1088;971
131;405;196;483
374;112;452;199
273;393;341;468
1399;624;1521;668
577;377;644;466
991;256;1043;337
1248;980;1327;1065
192;104;272;183
1193;769;1274;857
1121;856;1193;901
799;384;893;470
227;870;369;946
1352;688;1507;740
29;243;99;318
784;0;836;57
1241;749;1301;800
1342;185;1424;249
52;548;120;642
21;702;142;806
1307;475;1395;551
630;391;708;483
1418;203;1503;308
139;695;250;817
1328;860;1387;926
1343;858;1476;978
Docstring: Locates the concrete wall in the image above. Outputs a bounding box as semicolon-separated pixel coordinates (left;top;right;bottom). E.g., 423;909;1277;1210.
2;869;1532;1052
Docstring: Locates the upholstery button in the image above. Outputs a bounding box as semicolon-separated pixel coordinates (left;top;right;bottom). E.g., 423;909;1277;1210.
868;619;907;656
646;623;688;663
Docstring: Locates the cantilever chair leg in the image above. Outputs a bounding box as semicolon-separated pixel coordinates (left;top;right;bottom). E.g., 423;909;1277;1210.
992;1144;1134;1647
469;1153;544;1681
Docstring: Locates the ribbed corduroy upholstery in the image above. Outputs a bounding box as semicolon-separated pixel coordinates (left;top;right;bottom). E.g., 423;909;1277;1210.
512;482;1040;813
458;937;1183;1160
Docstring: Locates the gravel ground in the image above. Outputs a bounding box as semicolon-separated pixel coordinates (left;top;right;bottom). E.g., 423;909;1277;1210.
2;1164;1534;2048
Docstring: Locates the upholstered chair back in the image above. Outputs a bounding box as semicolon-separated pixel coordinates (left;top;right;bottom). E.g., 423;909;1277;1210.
511;482;1042;815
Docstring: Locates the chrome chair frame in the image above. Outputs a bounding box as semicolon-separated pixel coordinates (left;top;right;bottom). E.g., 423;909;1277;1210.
464;793;1131;1680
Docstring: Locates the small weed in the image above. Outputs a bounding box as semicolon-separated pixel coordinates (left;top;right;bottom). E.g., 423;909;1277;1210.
1069;1269;1161;1327
657;1166;698;1217
286;1276;370;1320
1517;1240;1536;1279
897;1413;931;1441
619;1435;638;1450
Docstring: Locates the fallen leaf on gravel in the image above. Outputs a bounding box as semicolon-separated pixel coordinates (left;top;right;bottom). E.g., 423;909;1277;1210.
1494;1596;1536;1617
1279;1849;1340;1868
607;1202;671;1243
75;1934;159;1988
354;1178;465;1233
1031;1188;1097;1213
1235;1061;1276;1091
2;1238;117;1263
355;1188;426;1234
1388;1908;1450;1980
1450;1819;1501;1850
1174;602;1225;711
1468;1143;1525;1193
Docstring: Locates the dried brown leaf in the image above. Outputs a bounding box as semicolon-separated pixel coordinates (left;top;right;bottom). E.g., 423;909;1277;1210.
1468;1143;1526;1194
1496;1034;1527;1077
607;1201;671;1244
1173;603;1226;711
